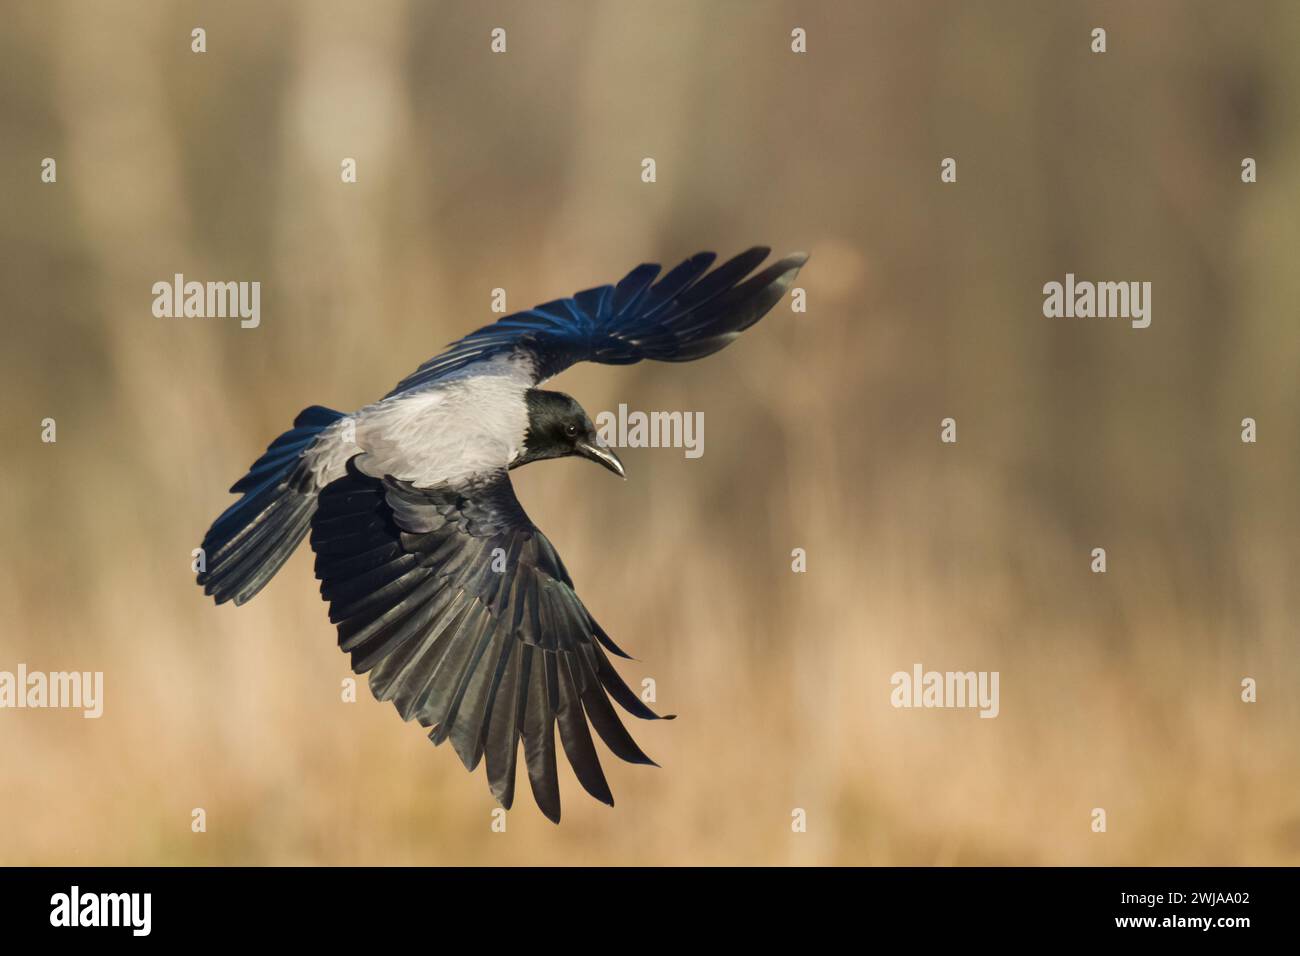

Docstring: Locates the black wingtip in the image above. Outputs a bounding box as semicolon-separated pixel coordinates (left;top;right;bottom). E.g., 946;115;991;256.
591;620;635;660
771;250;809;282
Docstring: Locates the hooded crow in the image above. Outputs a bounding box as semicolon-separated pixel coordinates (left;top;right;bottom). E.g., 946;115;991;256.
197;246;808;822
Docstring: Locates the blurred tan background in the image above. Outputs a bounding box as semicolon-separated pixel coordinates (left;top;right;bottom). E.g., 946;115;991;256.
2;0;1299;865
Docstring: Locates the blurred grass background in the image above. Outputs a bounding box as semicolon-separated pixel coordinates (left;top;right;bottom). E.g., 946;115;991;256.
2;0;1299;864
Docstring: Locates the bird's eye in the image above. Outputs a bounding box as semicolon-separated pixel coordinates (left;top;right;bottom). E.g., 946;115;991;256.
565;423;579;438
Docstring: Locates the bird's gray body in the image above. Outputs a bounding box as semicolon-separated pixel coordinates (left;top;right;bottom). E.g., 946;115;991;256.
304;351;536;492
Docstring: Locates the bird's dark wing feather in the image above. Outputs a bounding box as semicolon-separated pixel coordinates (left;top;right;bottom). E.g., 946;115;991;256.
310;457;668;822
386;246;808;395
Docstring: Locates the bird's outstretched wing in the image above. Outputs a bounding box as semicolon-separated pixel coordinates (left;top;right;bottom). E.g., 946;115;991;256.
310;457;668;822
386;246;807;395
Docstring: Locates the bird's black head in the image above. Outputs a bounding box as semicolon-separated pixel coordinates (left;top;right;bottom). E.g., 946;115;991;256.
512;389;625;478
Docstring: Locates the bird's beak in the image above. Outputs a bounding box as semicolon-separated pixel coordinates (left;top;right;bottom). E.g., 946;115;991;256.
576;441;626;479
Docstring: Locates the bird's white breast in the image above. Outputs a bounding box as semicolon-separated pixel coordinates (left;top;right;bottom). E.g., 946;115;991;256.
305;358;531;490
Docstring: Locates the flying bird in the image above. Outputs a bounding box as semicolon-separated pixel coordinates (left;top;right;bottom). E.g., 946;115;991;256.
196;246;808;822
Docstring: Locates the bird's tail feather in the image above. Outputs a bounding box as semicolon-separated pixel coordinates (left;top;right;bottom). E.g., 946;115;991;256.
197;405;345;605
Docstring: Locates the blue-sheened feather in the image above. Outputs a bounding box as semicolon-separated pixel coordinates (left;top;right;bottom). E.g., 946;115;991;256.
385;246;807;396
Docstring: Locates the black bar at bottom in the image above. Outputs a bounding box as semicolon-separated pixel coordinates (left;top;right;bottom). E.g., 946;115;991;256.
0;866;1287;940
